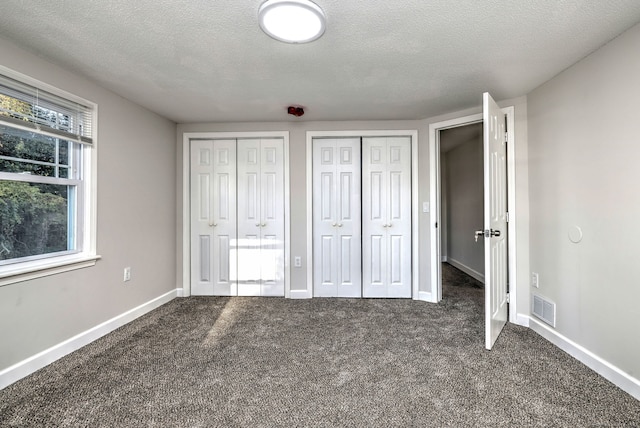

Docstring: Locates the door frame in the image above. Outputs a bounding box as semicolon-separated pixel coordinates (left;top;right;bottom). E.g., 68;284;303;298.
305;130;420;300
181;131;290;297
428;108;518;322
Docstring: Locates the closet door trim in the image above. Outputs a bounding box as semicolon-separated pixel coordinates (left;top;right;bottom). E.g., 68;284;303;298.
182;131;290;298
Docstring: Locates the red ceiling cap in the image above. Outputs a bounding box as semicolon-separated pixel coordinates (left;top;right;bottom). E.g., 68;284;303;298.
287;106;305;117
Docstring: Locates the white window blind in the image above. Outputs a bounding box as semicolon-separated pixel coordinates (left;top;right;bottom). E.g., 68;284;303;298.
0;73;93;144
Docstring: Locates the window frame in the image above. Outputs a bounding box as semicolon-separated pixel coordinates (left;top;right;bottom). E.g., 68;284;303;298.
0;66;99;286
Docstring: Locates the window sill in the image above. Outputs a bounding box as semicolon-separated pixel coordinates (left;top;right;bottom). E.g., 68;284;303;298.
0;254;102;287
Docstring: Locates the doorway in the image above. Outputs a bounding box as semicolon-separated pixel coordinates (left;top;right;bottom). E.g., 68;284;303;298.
439;122;485;286
438;122;486;337
428;108;517;323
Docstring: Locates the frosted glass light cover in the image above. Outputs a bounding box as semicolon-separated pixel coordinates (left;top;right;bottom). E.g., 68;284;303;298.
259;0;326;43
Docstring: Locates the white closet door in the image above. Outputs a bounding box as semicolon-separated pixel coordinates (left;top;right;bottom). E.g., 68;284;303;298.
259;138;285;296
237;138;285;297
190;139;237;296
362;137;412;298
312;138;361;297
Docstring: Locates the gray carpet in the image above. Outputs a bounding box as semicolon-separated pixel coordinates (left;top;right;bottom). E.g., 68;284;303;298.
1;264;639;427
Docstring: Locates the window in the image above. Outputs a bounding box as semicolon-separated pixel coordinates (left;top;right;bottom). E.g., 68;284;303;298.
0;68;97;282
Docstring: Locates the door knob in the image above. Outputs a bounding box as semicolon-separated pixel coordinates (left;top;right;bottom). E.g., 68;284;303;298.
256;223;261;227
209;222;217;227
332;223;337;227
337;223;343;227
261;223;267;227
475;229;501;242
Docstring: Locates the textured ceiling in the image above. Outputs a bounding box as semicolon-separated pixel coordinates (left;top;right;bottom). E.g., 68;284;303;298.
1;1;639;123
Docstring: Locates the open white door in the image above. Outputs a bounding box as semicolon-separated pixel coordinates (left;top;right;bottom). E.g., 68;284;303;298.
481;92;508;349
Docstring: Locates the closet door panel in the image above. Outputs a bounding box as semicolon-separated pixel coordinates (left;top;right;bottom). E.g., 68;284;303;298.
362;138;388;297
191;137;285;297
259;234;280;296
190;139;236;296
321;235;335;285
259;139;285;296
389;234;403;285
336;139;361;297
386;137;412;298
313;138;361;297
369;234;385;286
340;236;353;285
363;137;411;298
236;138;284;296
313;140;339;297
237;139;263;296
190;141;214;295
212;142;237;295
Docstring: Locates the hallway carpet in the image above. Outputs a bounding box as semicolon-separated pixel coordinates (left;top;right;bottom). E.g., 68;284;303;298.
2;265;639;426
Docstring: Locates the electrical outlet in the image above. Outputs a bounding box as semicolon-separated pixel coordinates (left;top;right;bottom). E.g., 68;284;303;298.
294;256;302;268
123;267;131;282
531;272;539;288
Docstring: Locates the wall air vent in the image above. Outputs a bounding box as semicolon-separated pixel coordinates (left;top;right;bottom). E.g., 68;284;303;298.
532;294;556;328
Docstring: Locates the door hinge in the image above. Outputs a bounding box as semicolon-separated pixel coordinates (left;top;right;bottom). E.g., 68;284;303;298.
505;293;510;304
506;211;509;223
504;131;508;143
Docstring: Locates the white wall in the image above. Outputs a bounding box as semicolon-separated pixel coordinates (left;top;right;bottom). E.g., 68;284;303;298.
527;23;640;380
177;99;529;310
176;120;430;296
444;137;484;279
0;38;177;372
3;13;638;398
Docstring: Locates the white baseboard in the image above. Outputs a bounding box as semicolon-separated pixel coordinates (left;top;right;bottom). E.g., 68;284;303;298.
515;313;530;327
441;256;448;262
528;316;640;401
415;290;435;303
176;288;184;297
289;289;312;299
446;258;485;283
0;289;178;390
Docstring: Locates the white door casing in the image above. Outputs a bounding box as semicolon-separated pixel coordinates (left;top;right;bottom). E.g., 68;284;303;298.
236;138;285;297
362;137;412;298
190;139;237;296
483;92;509;349
312;138;362;297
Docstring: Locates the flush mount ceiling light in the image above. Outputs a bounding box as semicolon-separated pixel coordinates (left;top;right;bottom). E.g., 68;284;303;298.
258;0;326;44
